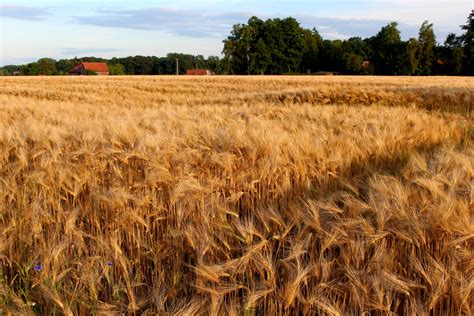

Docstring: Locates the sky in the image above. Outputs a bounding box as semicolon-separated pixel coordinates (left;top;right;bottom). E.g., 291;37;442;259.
0;0;472;66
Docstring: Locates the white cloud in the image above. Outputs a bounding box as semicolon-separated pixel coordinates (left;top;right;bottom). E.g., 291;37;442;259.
0;3;51;21
74;7;252;38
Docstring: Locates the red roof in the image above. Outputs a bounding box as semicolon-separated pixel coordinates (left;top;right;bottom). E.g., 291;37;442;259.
71;62;109;73
186;69;209;75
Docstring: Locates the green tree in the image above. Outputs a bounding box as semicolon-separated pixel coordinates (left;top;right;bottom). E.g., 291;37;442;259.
406;38;420;75
162;53;196;74
37;58;57;75
260;19;286;74
343;53;364;74
460;10;473;75
20;62;39;75
56;59;77;75
341;37;372;74
192;55;206;69
250;39;271;74
319;39;345;72
222;23;249;74
109;63;126;75
301;28;322;73
372;22;403;74
450;46;464;75
0;66;18;76
223;17;304;74
441;33;464;75
418;21;436;75
279;17;305;73
205;56;222;74
246;16;265;74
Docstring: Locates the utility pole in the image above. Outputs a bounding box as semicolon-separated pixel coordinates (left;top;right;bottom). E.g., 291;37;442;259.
176;58;179;76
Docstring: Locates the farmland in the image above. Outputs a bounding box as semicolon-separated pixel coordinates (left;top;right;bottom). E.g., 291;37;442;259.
0;76;473;314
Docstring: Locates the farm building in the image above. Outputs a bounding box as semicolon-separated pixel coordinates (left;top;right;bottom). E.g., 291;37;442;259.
186;69;212;76
69;62;109;75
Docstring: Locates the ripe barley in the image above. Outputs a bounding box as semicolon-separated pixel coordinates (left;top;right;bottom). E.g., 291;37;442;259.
0;76;472;314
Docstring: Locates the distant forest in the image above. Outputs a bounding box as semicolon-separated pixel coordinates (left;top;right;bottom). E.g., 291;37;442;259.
1;10;472;76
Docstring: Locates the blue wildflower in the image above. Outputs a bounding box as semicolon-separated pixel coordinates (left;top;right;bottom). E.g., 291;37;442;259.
107;261;113;267
33;263;43;272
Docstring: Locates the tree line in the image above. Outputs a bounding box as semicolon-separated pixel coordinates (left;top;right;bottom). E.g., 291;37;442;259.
0;54;223;76
222;11;473;75
1;10;472;76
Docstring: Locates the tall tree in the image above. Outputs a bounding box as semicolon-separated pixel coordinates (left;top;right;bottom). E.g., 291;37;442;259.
460;10;474;75
223;17;304;74
301;28;322;73
279;17;305;73
372;22;403;74
261;19;286;74
441;33;464;75
222;23;248;74
418;21;436;75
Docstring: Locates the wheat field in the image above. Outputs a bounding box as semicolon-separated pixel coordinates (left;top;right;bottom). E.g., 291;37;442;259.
0;76;473;314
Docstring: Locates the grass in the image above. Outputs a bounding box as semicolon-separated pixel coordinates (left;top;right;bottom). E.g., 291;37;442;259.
0;76;472;314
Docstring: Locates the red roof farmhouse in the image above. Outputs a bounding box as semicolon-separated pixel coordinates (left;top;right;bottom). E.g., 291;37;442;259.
186;69;212;76
69;62;109;75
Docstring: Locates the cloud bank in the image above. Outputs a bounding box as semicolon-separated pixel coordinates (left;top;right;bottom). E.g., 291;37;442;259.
0;4;50;21
74;7;425;40
75;8;251;38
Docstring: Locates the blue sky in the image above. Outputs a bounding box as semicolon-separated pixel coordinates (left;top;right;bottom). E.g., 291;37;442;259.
0;0;472;65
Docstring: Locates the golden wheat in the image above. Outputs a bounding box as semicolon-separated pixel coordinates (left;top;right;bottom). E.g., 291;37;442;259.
0;76;472;314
